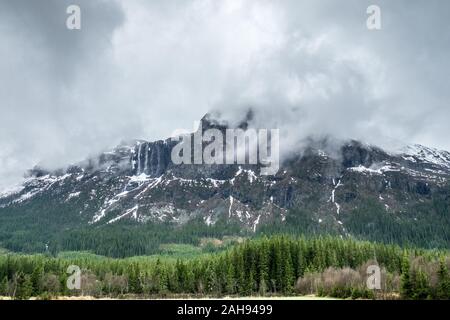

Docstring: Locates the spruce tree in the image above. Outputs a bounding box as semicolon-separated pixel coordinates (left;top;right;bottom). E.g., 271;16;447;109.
437;258;450;299
0;276;8;296
128;263;142;294
31;265;44;296
400;253;412;299
15;273;33;300
258;241;269;296
175;259;186;293
272;239;283;293
225;261;236;295
281;239;294;294
412;270;430;300
185;267;195;294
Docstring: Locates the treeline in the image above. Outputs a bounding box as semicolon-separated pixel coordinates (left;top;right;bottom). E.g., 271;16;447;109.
1;182;449;259
0;236;449;299
258;201;450;250
0;217;243;258
1;190;449;258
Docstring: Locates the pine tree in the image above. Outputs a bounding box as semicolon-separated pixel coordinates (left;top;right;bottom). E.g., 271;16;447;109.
128;263;142;294
215;256;227;295
175;259;186;293
160;270;169;294
281;239;294;294
271;239;283;293
204;262;217;294
400;253;412;299
31;265;44;296
225;261;236;295
185;267;195;294
258;240;269;296
436;258;450;299
234;249;245;295
243;268;254;296
412;270;430;300
0;276;8;296
15;273;33;300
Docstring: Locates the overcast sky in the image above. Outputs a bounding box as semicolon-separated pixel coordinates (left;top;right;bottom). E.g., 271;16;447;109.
0;0;449;189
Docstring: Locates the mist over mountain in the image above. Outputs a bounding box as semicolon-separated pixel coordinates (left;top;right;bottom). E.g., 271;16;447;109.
1;0;450;191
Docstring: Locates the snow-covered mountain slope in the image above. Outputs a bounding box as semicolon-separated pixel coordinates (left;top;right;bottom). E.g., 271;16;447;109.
1;116;450;241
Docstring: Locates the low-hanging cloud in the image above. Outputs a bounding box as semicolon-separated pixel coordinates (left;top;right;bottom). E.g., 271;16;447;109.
0;0;449;189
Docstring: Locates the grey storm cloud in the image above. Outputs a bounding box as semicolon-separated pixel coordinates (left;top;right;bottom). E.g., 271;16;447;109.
0;0;124;81
0;0;449;189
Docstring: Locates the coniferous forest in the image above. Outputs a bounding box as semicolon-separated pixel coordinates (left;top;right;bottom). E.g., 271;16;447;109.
0;236;449;300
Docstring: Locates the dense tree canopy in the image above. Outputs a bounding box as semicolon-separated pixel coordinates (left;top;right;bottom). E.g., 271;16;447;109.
0;236;448;299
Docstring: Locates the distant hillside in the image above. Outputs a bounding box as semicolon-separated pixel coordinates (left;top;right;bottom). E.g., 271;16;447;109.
0;114;449;257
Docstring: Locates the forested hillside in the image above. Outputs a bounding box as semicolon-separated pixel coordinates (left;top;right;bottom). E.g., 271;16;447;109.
1;202;448;258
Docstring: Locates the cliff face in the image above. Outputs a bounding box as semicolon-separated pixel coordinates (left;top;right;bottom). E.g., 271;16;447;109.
1;115;449;244
132;140;173;176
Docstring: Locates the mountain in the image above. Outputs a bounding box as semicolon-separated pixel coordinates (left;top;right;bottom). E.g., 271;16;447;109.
0;114;449;256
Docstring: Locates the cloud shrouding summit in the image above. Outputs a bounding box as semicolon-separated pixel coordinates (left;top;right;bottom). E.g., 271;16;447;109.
0;0;449;188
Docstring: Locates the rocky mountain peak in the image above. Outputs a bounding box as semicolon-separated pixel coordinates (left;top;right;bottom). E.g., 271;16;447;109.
1;113;449;247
